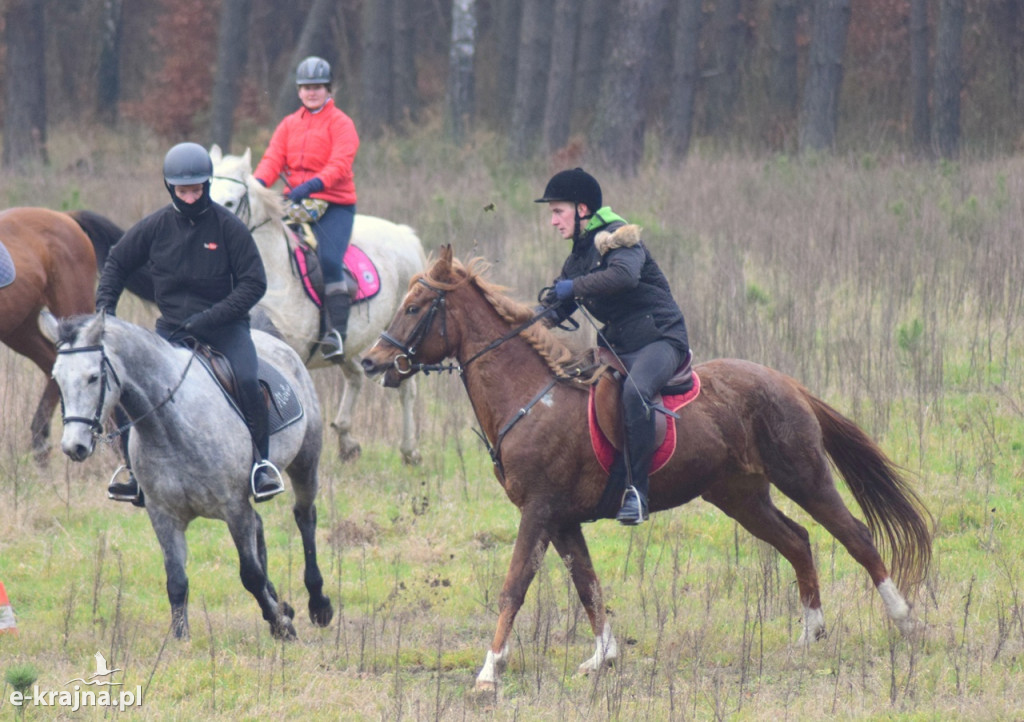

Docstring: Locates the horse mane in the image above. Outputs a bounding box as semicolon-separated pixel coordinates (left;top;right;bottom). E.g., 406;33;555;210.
426;256;601;382
247;176;286;219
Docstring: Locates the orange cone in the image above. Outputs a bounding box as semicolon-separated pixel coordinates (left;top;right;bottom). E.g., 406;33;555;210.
0;581;16;634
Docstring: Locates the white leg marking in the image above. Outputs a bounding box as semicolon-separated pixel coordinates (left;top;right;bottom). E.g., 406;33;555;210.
578;620;618;674
877;577;915;635
475;644;509;690
797;604;827;645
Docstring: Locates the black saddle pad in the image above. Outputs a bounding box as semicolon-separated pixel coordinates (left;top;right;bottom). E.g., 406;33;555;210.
257;358;304;434
192;352;304;435
0;240;14;289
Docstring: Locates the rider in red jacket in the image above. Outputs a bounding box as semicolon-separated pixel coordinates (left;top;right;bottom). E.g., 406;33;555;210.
253;56;359;361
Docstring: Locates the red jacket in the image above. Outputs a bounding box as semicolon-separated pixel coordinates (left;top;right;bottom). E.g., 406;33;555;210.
254;98;359;205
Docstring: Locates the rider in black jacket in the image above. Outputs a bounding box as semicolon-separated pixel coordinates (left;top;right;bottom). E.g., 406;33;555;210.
96;142;284;504
538;168;689;525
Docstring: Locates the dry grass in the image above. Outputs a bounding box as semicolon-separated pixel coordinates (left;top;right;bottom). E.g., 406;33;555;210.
2;126;1024;719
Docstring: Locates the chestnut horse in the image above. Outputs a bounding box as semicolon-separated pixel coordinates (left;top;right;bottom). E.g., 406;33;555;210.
361;247;933;692
0;208;124;463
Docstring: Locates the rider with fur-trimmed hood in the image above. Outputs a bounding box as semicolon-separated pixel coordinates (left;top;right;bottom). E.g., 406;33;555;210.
537;168;689;525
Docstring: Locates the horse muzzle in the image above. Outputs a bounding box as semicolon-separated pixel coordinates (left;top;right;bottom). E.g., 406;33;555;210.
60;424;97;462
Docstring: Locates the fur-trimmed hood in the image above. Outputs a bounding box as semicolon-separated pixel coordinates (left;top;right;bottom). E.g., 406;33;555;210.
594;223;642;256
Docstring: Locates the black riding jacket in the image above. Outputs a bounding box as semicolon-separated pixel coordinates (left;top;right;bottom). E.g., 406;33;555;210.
96;202;267;330
546;210;688;355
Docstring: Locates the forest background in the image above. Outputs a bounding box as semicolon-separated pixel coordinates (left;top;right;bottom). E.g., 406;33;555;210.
1;0;1023;170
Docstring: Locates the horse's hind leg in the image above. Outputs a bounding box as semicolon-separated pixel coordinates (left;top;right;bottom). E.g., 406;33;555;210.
397;375;421;465
292;494;333;627
703;482;827;643
330;358;363;461
253;513;294;620
551;524;617;674
792;483;915;635
227;509;296;640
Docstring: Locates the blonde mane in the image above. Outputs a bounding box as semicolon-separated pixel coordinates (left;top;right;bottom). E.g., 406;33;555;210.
247;176;287;219
425;255;600;381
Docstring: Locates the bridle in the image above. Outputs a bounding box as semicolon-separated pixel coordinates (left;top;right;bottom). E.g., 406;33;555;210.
56;340;196;443
374;276;558;477
212;174;273;234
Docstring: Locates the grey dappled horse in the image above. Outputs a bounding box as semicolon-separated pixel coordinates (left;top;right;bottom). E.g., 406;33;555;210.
209;145;427;464
42;311;333;640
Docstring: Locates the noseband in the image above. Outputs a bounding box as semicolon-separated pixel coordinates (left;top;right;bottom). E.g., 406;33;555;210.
56;344;121;437
377;278;449;375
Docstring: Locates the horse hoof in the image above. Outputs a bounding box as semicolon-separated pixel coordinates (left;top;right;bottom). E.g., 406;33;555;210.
281;601;295;620
271;619;297;640
338;442;361;462
309;598;334;627
402;449;422;466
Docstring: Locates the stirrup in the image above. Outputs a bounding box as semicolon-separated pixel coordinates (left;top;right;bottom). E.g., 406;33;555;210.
107;464;143;505
320;329;345;360
251;459;285;502
616;486;648;526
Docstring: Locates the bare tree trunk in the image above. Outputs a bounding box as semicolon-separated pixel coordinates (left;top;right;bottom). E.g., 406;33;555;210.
666;0;702;160
96;0;123;127
571;0;611;129
798;0;850;153
933;0;964;159
909;0;931;156
4;0;48;168
392;0;419;126
702;0;743;138
210;0;252;151
493;0;523;127
273;0;337;121
447;0;477;145
592;0;669;175
542;0;578;155
361;0;395;138
769;0;799;116
507;0;550;162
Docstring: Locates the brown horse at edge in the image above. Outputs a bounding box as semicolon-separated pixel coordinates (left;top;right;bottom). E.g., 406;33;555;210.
361;246;933;692
0;207;125;463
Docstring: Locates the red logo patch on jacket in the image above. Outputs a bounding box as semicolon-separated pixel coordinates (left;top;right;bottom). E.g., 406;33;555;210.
203;242;218;250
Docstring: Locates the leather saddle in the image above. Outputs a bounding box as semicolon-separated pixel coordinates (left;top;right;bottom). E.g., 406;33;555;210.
592;347;693;452
184;340;304;434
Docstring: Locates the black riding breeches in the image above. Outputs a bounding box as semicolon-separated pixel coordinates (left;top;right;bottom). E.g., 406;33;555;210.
617;340;685;495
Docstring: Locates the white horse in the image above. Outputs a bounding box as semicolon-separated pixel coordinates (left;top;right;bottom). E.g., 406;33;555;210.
209;145;426;464
43;311;333;640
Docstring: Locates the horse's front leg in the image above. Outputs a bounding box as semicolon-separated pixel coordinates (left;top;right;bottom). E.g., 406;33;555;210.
148;508;190;639
475;511;551;692
397;376;421;465
551;524;617;674
330;357;363;461
228;509;296;640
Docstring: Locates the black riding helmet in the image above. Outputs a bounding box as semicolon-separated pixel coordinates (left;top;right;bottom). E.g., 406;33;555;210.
163;142;213;219
535;168;602;214
296;56;332;89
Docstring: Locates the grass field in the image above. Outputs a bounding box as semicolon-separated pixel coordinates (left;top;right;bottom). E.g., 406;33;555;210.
3;128;1024;719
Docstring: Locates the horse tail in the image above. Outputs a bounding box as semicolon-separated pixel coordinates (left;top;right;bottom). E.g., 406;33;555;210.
804;390;933;592
68;210;156;303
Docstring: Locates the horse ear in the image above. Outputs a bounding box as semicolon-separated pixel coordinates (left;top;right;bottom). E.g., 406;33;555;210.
209;144;222;164
82;312;106;346
38;309;59;344
440;244;453;267
242;147;251;169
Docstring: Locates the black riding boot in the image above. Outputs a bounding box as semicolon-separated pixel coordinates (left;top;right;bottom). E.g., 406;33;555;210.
320;283;352;361
246;400;284;502
107;408;144;507
615;412;656;526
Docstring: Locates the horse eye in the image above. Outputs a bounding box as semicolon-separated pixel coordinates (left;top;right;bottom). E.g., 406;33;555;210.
224;199;236;209
406;305;420;315
88;373;100;385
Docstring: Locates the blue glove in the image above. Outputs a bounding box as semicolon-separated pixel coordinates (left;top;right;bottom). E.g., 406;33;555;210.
554;279;574;302
285;177;324;201
254;177;267;187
